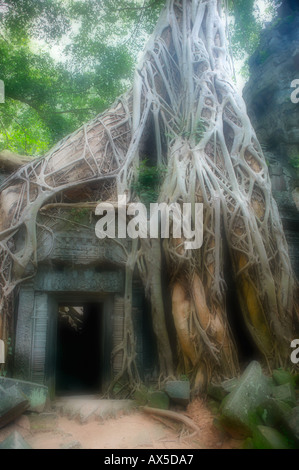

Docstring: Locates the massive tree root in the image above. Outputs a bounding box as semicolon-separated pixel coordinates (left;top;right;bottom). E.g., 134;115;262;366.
0;0;298;391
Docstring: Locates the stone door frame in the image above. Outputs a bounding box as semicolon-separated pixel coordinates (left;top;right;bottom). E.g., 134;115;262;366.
14;265;124;398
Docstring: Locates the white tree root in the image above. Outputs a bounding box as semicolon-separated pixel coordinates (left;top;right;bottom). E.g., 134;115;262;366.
143;405;200;436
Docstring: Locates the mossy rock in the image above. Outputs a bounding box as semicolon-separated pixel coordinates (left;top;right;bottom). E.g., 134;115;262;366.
220;361;271;438
257;398;292;427
272;383;296;408
272;369;297;388
243;437;255;449
134;386;170;410
134;385;149;406
0;431;32;449
147;391;170;410
252;425;294;449
165;380;190;406
207;378;239;402
280;406;299;447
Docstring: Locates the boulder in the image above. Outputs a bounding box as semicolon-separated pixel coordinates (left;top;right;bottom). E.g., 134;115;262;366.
147;391;170;410
0;377;48;412
220;361;271;438
0;385;29;429
165;380;190;406
134;385;149;406
272;383;296;408
134;386;170;410
272;369;296;388
281;406;299;446
207;378;239;402
0;431;32;449
258;398;292;427
252;425;293;449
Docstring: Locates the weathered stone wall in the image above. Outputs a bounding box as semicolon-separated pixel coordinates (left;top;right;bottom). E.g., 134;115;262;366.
13;209;157;389
243;13;299;276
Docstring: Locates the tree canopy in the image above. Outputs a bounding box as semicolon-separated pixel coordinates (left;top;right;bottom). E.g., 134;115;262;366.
0;0;289;157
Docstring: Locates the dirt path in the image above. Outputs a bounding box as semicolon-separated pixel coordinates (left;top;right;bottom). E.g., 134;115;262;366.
0;399;242;450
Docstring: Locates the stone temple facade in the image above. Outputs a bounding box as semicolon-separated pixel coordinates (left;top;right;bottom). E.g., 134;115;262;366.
1;12;299;397
243;12;299;278
6;203;157;398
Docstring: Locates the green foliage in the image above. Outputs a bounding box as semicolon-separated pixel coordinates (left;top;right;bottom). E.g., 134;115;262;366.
178;118;207;143
0;0;164;156
193;119;207;143
180;374;189;381
289;154;299;169
226;0;278;79
166;118;207;144
0;98;52;155
131;159;167;205
0;0;288;156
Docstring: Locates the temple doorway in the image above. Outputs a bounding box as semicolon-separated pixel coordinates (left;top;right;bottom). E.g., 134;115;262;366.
55;302;104;396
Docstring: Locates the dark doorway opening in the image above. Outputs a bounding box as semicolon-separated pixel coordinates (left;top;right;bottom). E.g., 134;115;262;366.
55;302;103;396
223;243;260;366
226;276;259;366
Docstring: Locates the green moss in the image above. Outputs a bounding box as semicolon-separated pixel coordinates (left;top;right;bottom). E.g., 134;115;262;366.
289;154;299;169
131;159;167;206
70;208;90;224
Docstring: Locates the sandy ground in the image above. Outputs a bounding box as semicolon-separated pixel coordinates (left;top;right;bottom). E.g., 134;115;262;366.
0;398;242;450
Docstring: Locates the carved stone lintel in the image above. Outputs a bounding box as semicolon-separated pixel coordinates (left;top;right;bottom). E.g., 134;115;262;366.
34;266;123;293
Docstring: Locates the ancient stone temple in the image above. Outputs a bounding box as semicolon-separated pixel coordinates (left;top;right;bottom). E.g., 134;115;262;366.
0;167;157;397
1;0;298;400
243;12;299;277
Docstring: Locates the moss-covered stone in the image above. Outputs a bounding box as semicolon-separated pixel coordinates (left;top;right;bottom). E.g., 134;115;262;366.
165;380;190;406
0;385;29;428
147;391;170;410
280;406;299;446
257;398;292;427
0;431;32;449
0;377;48;412
219;362;271;438
252;425;294;449
243;437;255;449
272;383;296;408
207;378;239;402
134;385;149;406
134;386;170;410
272;369;296;388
